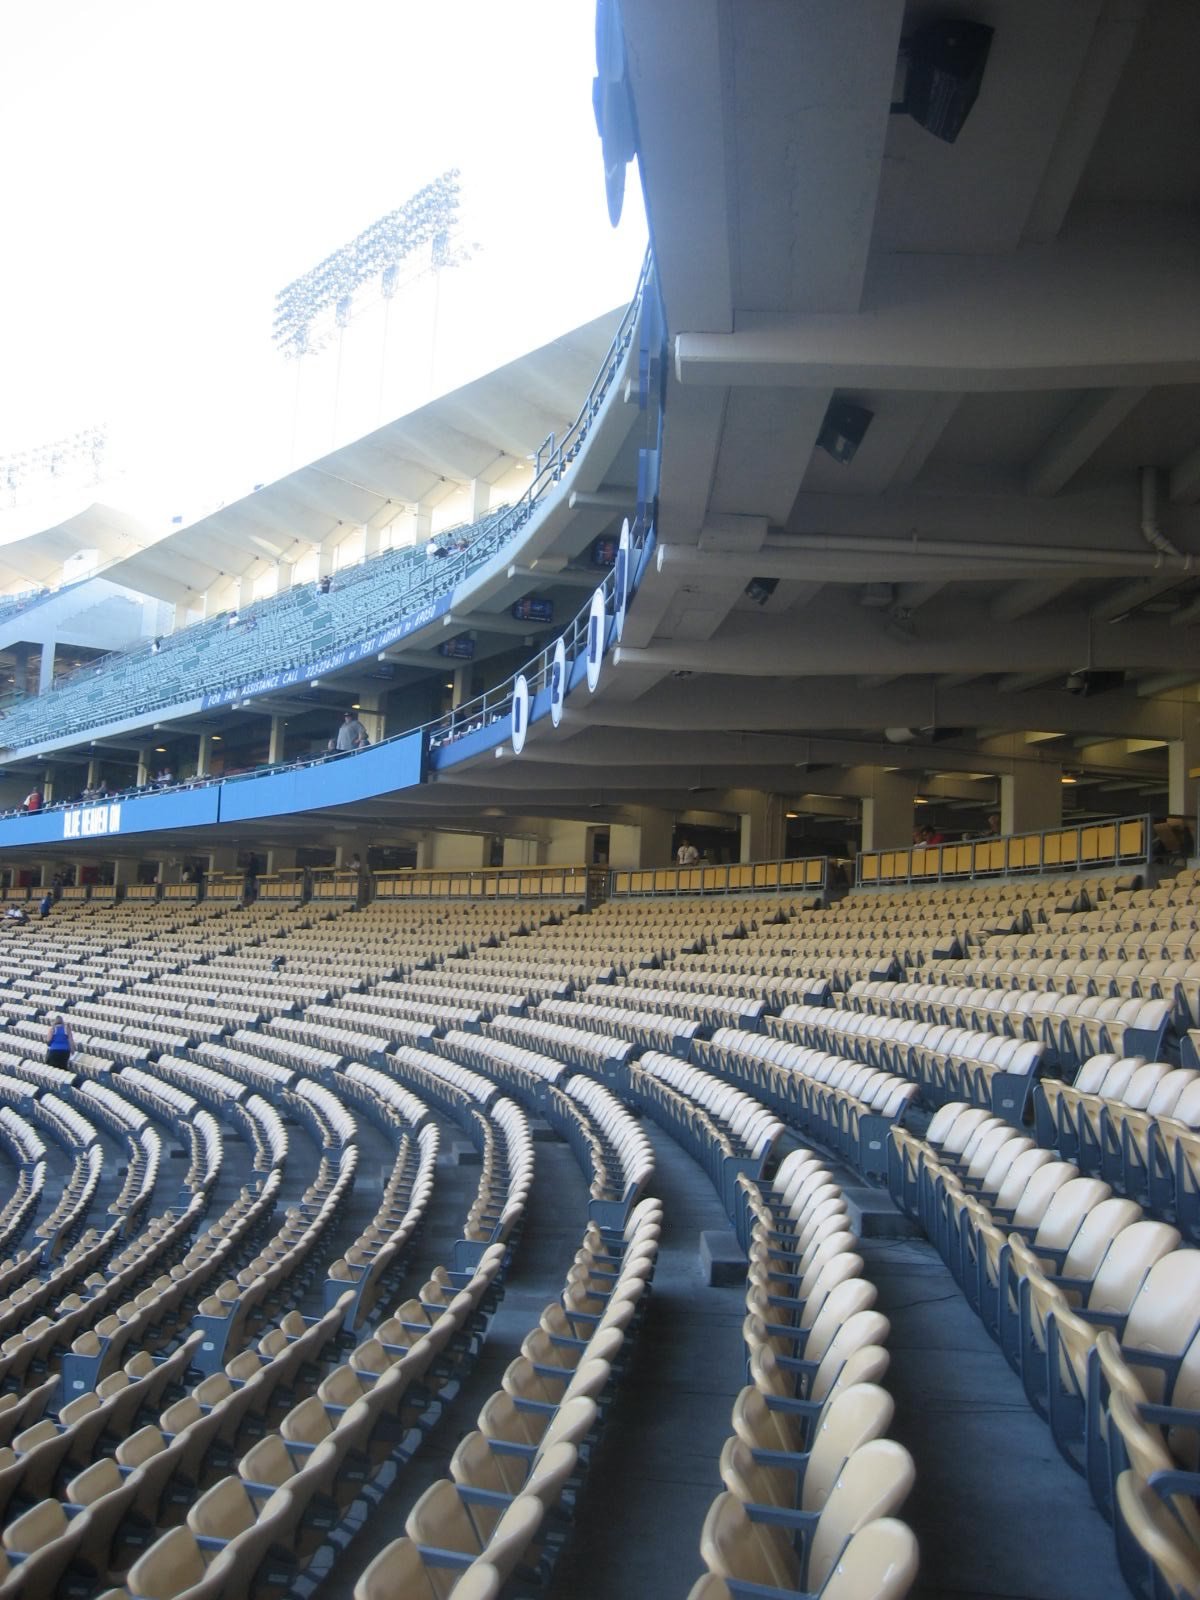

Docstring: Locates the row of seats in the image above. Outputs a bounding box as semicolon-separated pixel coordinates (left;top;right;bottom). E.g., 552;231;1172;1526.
356;1192;662;1596
764;1004;1043;1121
694;1030;917;1181
889;1102;1200;1600
844;980;1171;1075
689;1147;917;1599
1035;1056;1200;1240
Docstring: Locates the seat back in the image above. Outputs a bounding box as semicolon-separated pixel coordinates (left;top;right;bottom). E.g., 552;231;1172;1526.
822;1518;920;1600
807;1440;917;1590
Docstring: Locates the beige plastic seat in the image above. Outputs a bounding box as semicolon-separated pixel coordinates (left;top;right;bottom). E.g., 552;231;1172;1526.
1114;1470;1200;1600
355;1542;502;1600
720;1383;894;1511
702;1438;915;1592
403;1490;544;1600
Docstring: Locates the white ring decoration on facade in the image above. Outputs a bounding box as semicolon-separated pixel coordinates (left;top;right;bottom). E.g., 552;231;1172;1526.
511;674;531;754
615;517;631;640
586;588;606;693
549;637;567;727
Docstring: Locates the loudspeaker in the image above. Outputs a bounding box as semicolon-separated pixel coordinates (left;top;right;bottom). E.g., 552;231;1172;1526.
900;20;993;144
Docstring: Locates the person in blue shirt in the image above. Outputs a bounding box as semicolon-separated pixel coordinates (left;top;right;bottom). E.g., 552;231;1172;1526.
38;892;52;918
46;1015;74;1069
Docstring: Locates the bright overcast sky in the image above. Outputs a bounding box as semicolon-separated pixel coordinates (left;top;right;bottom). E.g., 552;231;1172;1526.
0;0;646;528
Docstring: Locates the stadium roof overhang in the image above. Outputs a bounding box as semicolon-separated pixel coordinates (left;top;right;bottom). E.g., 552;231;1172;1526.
101;311;624;604
533;0;1198;820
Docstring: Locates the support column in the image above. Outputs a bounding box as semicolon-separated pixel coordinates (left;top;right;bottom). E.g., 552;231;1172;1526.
208;846;240;874
1168;720;1200;818
451;669;470;710
730;790;785;864
41;769;55;804
468;479;490;522
268;716;286;766
136;749;151;787
316;539;336;580
354;694;383;745
362;523;381;560
236;574;256;611
1001;764;1063;836
275;562;294;596
266;847;297;875
110;858;137;888
633;808;674;868
859;769;919;852
86;757;101;789
197;733;213;778
37;642;56;694
414;504;433;544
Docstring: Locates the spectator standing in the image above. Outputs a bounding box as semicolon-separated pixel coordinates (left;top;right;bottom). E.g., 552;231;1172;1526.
38;891;53;917
23;788;42;813
676;838;699;866
46;1014;74;1069
336;711;366;752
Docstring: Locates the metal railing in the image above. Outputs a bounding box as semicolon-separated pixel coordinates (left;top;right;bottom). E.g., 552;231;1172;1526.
609;856;834;898
857;814;1153;886
375;865;589;901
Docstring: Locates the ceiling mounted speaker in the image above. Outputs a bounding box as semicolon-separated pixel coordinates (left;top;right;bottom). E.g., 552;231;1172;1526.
896;19;994;144
817;400;873;465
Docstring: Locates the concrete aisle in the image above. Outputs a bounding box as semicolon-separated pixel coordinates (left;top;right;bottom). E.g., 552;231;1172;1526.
864;1234;1128;1600
549;1121;746;1600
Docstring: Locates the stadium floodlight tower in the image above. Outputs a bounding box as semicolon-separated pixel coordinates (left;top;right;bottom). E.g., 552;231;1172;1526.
271;170;465;361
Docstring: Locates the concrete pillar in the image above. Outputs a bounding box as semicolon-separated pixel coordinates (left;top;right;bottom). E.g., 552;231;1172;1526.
110;858;137;887
268;716;286;766
468;479;489;522
1001;763;1063;836
860;769;919;852
208;847;240;873
136;749;151;787
41;770;55;803
86;757;101;788
414;834;431;869
503;836;538;867
634;808;674;868
451;669;470;710
414;504;433;543
37;642;56;694
159;860;182;886
731;790;785;864
197;733;213;778
1168;720;1200;818
362;523;381;560
354;695;383;745
236;574;256;611
315;540;336;580
275;562;294;595
266;847;297;874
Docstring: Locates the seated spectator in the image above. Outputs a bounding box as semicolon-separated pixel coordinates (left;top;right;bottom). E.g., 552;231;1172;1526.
4;906;25;923
425;539;449;559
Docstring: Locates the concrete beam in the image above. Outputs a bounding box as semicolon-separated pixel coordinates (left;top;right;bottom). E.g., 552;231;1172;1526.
675;217;1200;391
1026;388;1148;496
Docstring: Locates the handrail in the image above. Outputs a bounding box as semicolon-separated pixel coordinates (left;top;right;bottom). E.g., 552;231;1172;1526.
375;864;588;900
609;856;833;898
4;251;653;747
856;814;1153;886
